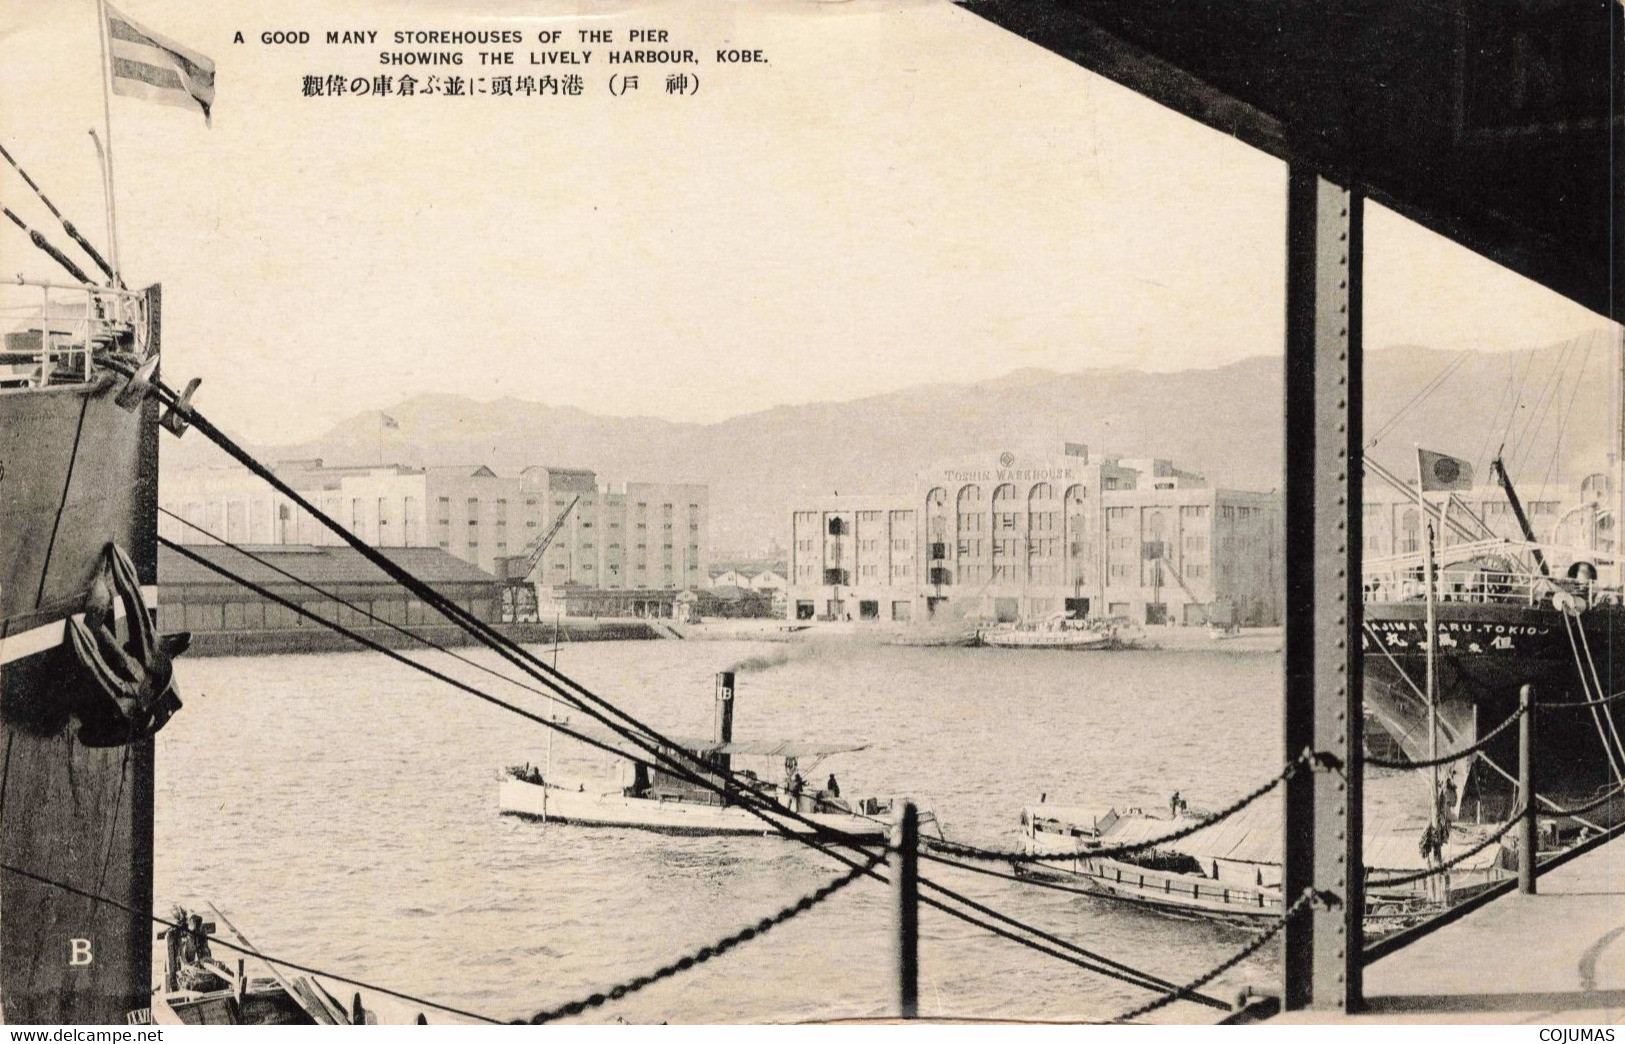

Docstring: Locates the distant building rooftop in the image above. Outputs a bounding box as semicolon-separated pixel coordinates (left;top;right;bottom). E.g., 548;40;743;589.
160;544;497;586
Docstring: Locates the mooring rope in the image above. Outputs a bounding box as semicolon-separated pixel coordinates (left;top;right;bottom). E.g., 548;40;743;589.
159;508;581;715
0;141;118;283
911;866;1228;1009
927;753;1306;864
1364;813;1523;889
1109;888;1318;1024
2;202;95;285
1536;783;1625;820
129;372;901;857
518;852;883;1024
0;862;504;1024
157;540;1211;1006
1365;702;1528;770
128;372;1350;1016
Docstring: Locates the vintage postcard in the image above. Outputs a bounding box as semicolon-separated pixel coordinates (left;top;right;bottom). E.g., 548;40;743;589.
0;0;1619;1030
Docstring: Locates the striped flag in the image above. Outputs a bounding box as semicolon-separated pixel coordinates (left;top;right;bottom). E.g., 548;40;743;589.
104;3;216;123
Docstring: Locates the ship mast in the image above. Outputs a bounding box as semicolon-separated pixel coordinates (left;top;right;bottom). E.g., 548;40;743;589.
1415;451;1441;880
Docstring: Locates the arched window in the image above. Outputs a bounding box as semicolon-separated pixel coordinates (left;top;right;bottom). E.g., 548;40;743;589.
1401;508;1420;554
1029;482;1055;502
992;483;1018;504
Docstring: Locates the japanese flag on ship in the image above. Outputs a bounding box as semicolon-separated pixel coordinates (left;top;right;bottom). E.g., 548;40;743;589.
1417;448;1474;491
103;2;216;123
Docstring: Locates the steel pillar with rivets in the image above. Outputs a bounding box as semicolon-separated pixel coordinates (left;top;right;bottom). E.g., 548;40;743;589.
1281;168;1364;1011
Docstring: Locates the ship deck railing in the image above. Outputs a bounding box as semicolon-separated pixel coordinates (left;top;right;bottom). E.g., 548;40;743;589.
0;278;149;390
1362;538;1625;609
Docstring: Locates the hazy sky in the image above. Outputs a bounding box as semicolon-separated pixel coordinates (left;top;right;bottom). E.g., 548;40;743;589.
0;0;1609;442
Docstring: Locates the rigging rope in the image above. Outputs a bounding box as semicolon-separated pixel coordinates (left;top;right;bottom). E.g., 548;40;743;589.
158;536;1219;1004
1509;337;1575;481
2;203;95;285
158;508;576;718
1109;888;1318;1024
0;862;503;1024
131;376;893;855
134;374;1347;1010
1570;614;1625;781
912;863;1228;1009
1560;612;1625;786
926;753;1305;864
157;538;770;797
1366;351;1469;450
1534;333;1594;497
519;851;884;1024
0;142;117;283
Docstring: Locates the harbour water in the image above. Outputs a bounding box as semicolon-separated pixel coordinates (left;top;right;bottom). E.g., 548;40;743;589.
155;639;1420;1024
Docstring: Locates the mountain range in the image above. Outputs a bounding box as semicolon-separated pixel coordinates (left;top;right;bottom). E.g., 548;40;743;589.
162;335;1616;556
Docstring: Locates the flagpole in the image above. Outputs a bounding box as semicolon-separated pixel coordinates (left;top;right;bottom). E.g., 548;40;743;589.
93;0;121;279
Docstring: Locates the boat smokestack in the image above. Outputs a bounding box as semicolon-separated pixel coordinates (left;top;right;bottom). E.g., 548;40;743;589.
715;671;735;745
714;671;735;781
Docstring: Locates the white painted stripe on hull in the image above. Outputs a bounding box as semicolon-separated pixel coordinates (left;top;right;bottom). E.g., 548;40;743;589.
0;585;159;668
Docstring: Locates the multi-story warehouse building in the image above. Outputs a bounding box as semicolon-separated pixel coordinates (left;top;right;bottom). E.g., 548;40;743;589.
787;444;1283;626
162;460;709;593
1360;469;1613;559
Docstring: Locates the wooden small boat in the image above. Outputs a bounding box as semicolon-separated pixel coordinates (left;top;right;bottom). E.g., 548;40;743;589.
884;629;982;647
981;626;1111;650
131;904;432;1026
1015;799;1512;933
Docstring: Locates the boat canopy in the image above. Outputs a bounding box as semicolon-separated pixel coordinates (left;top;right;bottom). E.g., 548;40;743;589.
564;724;867;761
1028;800;1505;873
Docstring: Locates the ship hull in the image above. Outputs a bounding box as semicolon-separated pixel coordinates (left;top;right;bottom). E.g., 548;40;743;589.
0;375;158;1023
498;778;894;839
1363;598;1625;822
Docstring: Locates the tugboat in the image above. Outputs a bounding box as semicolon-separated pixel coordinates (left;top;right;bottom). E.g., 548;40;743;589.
499;672;938;839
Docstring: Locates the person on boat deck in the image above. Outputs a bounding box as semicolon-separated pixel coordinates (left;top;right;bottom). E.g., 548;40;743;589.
176;913;228;993
184;913;214;965
1418;822;1444;866
826;773;840;798
1169;791;1186;817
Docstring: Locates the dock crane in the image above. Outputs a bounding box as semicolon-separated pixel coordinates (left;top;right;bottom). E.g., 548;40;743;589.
497;496;578;622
